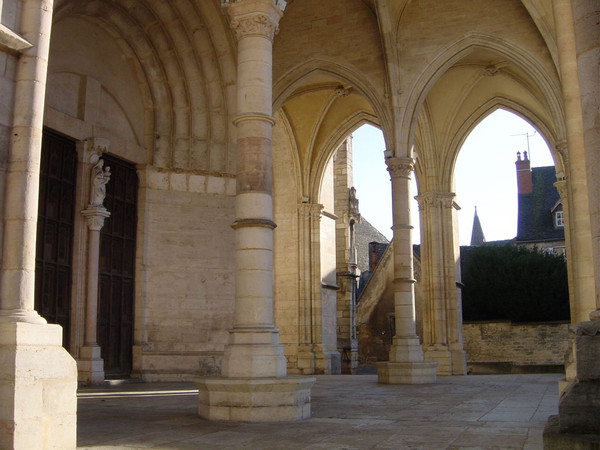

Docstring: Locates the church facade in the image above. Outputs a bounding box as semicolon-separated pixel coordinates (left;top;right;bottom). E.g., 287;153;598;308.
0;0;598;447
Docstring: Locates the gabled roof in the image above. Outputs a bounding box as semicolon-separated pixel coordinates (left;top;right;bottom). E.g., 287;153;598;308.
515;166;564;243
354;216;389;273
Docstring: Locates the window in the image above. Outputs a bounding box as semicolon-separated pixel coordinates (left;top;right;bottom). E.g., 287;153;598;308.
555;211;564;228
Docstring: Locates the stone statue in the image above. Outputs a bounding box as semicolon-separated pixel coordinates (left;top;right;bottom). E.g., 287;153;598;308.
89;158;111;208
349;186;360;219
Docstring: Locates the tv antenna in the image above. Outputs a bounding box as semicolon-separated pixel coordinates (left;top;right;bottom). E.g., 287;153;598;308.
511;131;537;159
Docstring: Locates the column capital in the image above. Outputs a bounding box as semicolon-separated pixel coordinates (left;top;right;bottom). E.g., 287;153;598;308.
298;202;323;218
554;179;568;201
386;157;414;180
81;207;111;231
226;0;285;41
415;191;456;211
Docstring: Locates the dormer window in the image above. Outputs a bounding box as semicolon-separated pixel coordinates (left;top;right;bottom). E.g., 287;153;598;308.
555;210;564;228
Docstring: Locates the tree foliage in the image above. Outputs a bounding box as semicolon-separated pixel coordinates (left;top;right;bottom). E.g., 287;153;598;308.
461;244;570;322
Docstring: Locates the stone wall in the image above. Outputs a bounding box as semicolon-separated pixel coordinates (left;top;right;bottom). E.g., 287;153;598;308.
135;168;236;380
463;321;570;374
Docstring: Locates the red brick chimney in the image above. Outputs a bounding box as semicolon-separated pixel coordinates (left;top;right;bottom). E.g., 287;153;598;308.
516;151;532;194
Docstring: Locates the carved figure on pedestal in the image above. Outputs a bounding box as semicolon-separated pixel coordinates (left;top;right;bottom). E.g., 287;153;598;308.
89;159;111;208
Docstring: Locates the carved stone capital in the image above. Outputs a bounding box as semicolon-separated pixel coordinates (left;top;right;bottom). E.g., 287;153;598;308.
386;157;414;180
298;202;323;220
227;0;285;41
555;140;568;166
554;179;568;201
81;207;111;231
415;191;455;211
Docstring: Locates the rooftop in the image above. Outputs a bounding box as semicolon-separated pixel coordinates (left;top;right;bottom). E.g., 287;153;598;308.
516;166;564;243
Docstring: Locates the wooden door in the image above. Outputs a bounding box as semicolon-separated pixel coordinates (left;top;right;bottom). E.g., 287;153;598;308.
97;154;137;378
35;129;77;349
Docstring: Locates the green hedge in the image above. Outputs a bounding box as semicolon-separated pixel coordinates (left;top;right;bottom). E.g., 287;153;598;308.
461;244;570;323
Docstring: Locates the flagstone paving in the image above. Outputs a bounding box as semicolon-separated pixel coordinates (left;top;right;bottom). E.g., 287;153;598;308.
77;373;561;449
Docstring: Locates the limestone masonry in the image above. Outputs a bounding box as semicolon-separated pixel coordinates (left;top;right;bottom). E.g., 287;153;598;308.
0;0;598;448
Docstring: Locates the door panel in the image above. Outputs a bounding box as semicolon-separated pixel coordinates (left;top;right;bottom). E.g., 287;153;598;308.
97;155;137;379
35;130;77;349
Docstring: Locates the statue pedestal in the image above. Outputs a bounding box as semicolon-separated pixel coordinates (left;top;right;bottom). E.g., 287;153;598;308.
377;336;437;384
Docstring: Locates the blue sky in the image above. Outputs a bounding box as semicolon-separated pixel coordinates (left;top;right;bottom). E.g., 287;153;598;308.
351;109;555;245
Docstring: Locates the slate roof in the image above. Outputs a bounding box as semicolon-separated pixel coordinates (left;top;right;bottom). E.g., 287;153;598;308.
515;166;564;243
354;216;389;273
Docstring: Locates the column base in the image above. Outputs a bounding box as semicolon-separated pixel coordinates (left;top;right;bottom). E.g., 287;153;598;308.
78;344;105;385
388;335;426;362
0;321;77;449
376;361;438;384
424;344;467;376
315;350;341;375
297;344;315;374
196;376;316;422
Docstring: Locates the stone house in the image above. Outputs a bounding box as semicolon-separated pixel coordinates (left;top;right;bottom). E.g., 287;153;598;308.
0;0;598;447
515;151;566;255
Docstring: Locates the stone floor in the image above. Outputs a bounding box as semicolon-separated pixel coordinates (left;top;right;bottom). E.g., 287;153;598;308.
77;373;562;449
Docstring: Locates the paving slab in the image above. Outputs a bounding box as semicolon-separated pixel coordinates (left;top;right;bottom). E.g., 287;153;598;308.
77;373;561;449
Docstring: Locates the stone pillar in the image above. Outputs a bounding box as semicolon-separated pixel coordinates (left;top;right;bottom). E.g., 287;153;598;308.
79;148;111;385
0;0;77;448
298;203;340;375
543;4;600;446
552;0;596;323
416;191;466;376
376;157;437;384
554;171;577;321
543;318;600;448
571;0;600;319
196;0;314;421
296;202;321;374
297;201;340;374
334;139;359;374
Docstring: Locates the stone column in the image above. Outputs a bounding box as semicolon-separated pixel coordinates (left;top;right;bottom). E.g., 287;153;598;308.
0;0;77;448
571;0;600;319
554;169;577;322
334;140;359;374
196;0;314;422
376;157;437;384
79;149;111;385
416;191;466;376
296;202;322;374
552;0;596;323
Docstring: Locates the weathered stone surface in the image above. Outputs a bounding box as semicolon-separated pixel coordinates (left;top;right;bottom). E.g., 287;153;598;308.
376;361;437;384
0;322;77;450
558;381;600;434
544;415;600;450
196;376;315;422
